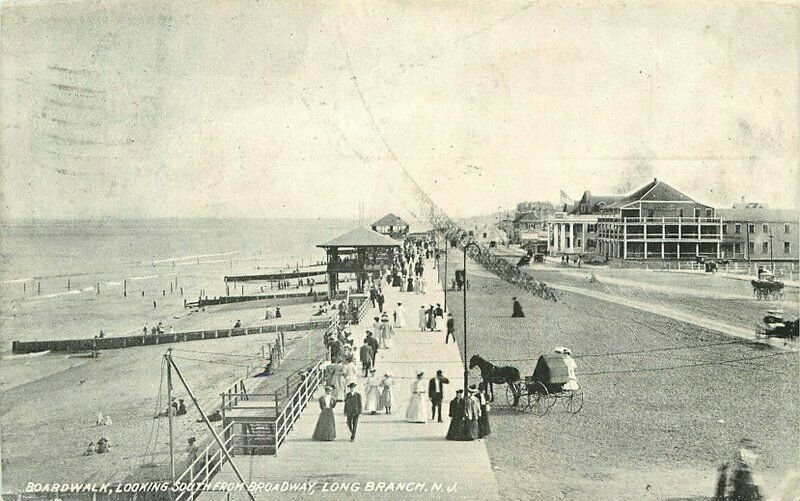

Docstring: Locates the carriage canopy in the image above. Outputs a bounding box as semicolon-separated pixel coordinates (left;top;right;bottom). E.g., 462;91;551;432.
532;354;570;385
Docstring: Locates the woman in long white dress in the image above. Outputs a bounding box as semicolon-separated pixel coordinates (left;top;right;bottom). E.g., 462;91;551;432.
364;369;381;414
332;362;346;402
343;356;359;388
394;303;406;329
405;371;427;423
379;373;395;414
418;306;427;331
378;315;394;349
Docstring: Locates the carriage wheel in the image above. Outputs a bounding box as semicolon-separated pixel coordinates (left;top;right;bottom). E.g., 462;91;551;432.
564;387;584;414
527;381;550;416
505;382;521;408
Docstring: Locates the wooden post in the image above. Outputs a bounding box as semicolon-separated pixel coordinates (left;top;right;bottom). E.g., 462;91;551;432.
67;278;71;291
38;281;41;295
124;279;127;297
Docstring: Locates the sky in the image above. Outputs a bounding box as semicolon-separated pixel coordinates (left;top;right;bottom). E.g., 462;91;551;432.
1;0;798;223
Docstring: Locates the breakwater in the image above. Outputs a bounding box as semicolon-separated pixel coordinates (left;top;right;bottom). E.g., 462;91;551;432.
188;290;345;308
11;319;332;354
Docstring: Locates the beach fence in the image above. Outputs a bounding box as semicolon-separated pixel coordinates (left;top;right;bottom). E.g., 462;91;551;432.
11;320;332;354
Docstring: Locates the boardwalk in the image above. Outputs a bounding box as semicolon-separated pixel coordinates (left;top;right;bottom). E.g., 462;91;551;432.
213;263;499;500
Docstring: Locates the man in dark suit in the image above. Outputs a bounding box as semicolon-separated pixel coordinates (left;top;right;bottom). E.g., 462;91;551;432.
428;369;450;423
364;331;379;368
344;382;362;441
445;313;456;344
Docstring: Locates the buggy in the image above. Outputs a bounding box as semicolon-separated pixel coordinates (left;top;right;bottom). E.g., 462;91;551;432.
505;353;584;415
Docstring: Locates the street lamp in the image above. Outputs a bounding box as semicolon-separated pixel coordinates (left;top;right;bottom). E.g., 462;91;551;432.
462;241;480;397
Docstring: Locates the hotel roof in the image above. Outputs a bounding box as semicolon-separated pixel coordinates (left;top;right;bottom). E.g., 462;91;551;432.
318;226;401;248
717;208;797;223
606;179;702;209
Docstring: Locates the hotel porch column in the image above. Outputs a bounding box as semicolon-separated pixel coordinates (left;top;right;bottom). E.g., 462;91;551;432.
716;241;721;259
644;241;648;260
623;222;627;259
559;223;566;253
569;223;574;252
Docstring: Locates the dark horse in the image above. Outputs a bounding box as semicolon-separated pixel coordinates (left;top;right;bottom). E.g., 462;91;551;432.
469;354;521;404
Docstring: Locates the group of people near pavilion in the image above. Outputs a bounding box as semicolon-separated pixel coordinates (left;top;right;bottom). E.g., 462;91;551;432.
312;233;492;443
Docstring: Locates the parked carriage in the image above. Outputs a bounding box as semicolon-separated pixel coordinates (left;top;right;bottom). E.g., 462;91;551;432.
751;274;784;300
504;353;584;415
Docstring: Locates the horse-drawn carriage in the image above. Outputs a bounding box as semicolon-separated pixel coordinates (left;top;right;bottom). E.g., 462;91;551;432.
755;310;799;341
469;350;584;416
751;272;784;300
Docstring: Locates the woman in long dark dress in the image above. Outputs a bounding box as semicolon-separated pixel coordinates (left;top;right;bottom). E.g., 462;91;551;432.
312;386;337;441
446;390;465;440
477;382;491;438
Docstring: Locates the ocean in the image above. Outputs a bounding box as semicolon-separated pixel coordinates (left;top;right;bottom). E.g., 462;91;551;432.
0;217;356;300
0;218;356;353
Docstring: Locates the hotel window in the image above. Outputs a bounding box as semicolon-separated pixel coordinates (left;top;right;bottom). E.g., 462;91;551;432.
762;224;769;233
678;209;684;217
748;224;755;233
647;209;654;218
694;208;701;218
785;242;791;253
762;242;769;253
722;225;727;234
706;208;713;217
735;224;741;234
749;242;755;254
785;224;790;234
734;243;741;254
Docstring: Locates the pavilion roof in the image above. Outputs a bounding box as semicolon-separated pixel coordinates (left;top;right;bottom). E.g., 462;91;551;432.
372;213;408;227
317;226;402;248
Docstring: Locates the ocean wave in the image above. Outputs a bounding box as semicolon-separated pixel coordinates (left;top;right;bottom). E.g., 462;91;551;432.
151;251;240;264
2;278;33;284
129;275;159;281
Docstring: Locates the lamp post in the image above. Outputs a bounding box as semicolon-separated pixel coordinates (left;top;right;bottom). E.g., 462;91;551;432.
462;241;480;397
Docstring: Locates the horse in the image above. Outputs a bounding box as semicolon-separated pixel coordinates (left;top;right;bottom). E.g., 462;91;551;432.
469;354;521;404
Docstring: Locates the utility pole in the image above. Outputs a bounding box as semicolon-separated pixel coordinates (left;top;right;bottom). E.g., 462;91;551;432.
165;350;176;483
769;228;775;272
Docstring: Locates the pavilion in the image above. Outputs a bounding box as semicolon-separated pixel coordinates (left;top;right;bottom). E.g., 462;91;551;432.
317;226;401;296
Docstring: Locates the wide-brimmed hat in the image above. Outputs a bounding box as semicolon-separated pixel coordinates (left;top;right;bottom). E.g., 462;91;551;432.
416;370;424;376
347;382;357;388
369;368;376;373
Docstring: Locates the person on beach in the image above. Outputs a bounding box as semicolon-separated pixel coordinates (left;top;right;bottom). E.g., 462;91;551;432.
418;305;427;331
103;415;113;426
511;297;525;318
426;304;435;330
379;372;394;414
414;276;420;294
364;331;379;368
394;303;406;328
446;390;466;440
176;399;187;416
445;313;456;344
434;304;444;331
83;441;95;456
407;276;414;292
312;386;337;441
364;369;381;414
477;382;491;438
96;412;104;426
275;305;282;318
186;437;198;463
463;386;482;440
359;342;373;377
96;437;111;454
344;383;362;442
420;276;427;294
405;371;428;423
428;370;450;423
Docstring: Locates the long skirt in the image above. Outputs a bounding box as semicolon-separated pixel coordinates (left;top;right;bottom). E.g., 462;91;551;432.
478;407;491;438
365;386;381;412
334;377;346;401
464;419;480;440
434;315;443;331
312;408;336;441
446;418;464;440
405;393;427;423
380;387;394;411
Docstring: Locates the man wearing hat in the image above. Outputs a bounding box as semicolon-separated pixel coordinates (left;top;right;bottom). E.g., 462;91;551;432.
428;370;450;423
343;382;363;441
364;331;379;368
359;341;373;377
445;313;456;344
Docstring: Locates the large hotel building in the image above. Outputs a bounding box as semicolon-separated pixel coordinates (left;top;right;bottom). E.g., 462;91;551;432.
547;179;797;263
